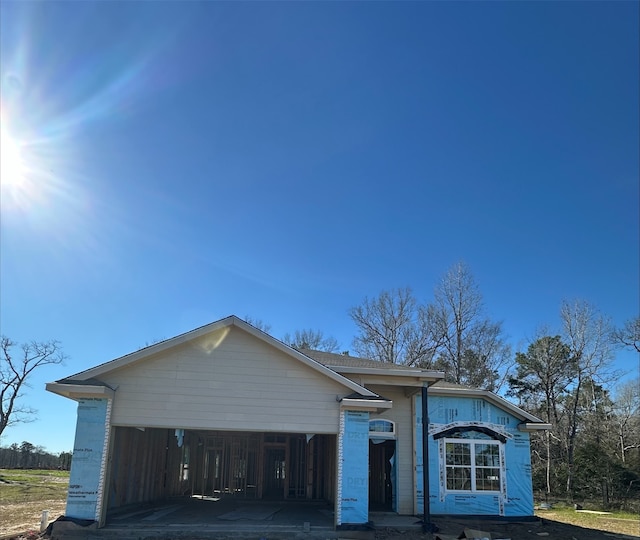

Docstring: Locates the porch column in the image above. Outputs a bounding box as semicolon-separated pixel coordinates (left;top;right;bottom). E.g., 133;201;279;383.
415;392;428;516
336;409;369;527
66;397;112;522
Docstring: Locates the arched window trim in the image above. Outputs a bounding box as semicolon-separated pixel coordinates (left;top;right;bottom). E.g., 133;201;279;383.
369;419;396;439
433;425;507;443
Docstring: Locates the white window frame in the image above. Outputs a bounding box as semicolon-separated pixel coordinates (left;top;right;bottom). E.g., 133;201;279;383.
443;438;501;493
369;419;396;440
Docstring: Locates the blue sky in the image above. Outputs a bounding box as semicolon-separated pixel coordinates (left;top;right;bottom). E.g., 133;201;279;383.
1;1;638;454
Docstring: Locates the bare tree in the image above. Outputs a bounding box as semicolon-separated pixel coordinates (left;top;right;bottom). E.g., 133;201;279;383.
283;329;340;352
428;262;511;391
350;287;439;366
560;299;614;497
611;378;640;464
0;337;66;437
613;316;640;353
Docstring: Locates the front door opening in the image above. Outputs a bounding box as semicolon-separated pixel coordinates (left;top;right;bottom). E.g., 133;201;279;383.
369;439;395;511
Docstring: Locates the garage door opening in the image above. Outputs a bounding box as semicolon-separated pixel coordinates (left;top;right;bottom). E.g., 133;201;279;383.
107;427;336;519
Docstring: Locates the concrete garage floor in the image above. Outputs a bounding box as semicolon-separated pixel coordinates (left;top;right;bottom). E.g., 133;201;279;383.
108;497;336;532
89;498;422;539
49;498;425;540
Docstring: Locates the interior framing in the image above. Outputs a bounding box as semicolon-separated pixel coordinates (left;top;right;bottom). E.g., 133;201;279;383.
106;426;337;515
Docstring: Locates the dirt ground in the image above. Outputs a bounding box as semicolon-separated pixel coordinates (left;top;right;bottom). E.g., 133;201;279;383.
0;500;66;537
375;514;640;540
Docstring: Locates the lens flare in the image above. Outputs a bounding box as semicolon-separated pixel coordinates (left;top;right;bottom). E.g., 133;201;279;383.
1;124;25;187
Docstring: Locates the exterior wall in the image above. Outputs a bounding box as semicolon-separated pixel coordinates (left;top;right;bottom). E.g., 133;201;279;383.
416;393;534;517
66;398;112;521
368;385;415;515
336;410;369;526
100;327;348;434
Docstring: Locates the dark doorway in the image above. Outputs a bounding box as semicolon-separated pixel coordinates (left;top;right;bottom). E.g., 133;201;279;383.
263;447;286;499
369;439;395;510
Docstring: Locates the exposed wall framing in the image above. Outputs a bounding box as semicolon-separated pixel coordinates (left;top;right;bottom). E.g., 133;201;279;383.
107;428;336;514
190;432;336;501
107;427;187;510
197;433;260;497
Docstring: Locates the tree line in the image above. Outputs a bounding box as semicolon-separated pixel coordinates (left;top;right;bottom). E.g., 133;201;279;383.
255;261;639;509
344;263;639;510
2;261;638;507
0;441;72;470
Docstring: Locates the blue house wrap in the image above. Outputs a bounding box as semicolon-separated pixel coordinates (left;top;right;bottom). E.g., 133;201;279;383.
338;410;370;524
415;392;535;517
66;398;111;521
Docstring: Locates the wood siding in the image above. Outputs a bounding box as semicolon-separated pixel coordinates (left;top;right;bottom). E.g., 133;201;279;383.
101;327;346;434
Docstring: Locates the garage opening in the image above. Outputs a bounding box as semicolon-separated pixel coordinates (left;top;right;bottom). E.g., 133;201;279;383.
107;427;336;516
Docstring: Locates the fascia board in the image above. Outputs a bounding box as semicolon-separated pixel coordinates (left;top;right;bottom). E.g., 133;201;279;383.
54;315;377;399
359;377;423;387
429;386;546;425
46;382;115;400
332;366;445;380
339;398;393;412
518;422;552;432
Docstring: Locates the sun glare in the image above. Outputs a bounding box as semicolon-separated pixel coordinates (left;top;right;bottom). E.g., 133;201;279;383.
1;125;25;187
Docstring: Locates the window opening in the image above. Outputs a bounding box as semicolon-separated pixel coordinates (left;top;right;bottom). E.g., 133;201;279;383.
445;439;500;492
369;419;395;439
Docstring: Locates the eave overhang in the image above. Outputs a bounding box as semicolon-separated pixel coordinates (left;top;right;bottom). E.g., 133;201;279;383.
339;398;393;413
45;382;115;400
330;366;445;389
518;422;552;432
332;366;444;379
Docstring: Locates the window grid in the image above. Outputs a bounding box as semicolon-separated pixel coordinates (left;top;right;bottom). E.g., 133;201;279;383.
369;420;394;433
444;439;500;492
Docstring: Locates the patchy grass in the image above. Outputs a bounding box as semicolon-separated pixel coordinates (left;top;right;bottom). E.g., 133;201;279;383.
536;505;640;537
0;469;69;504
0;469;68;535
